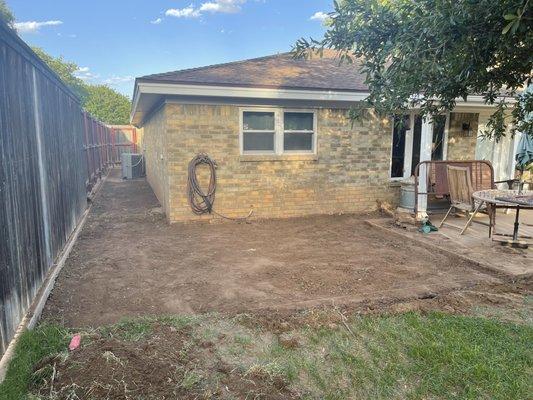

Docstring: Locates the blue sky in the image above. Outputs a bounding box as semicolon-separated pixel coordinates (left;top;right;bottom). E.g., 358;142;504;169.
8;0;332;97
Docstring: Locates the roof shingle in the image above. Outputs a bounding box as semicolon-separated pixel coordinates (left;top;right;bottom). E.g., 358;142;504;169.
138;50;368;92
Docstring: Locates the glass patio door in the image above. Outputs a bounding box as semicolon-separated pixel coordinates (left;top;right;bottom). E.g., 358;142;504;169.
390;113;449;179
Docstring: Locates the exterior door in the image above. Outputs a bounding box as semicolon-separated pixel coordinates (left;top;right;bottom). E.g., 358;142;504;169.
390;112;449;180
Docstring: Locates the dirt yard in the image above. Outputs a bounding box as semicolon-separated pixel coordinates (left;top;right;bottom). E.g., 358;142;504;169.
43;169;500;328
6;168;531;400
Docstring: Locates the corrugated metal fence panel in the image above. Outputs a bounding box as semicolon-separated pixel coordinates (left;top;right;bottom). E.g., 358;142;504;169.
0;21;112;355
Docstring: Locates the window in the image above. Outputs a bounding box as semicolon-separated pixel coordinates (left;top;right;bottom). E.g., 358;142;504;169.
242;111;275;152
283;112;314;152
389;112;449;179
410;115;423;176
390;115;409;178
241;108;316;155
431;115;446;161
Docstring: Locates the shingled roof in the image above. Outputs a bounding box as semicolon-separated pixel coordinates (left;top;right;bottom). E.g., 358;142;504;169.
137;50;368;92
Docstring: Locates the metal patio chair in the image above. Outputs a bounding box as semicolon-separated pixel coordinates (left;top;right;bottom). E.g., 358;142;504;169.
439;165;486;235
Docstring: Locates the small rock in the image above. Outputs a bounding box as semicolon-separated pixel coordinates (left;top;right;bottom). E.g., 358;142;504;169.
278;333;300;349
278;322;291;332
327;323;340;331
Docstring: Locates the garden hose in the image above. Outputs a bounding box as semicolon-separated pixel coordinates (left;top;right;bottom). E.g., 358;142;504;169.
187;153;253;220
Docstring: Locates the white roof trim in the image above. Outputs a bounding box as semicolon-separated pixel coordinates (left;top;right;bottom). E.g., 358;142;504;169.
130;82;370;123
130;81;516;124
139;82;370;100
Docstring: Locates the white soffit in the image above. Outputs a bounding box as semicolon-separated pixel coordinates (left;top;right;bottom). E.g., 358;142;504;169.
131;82;515;125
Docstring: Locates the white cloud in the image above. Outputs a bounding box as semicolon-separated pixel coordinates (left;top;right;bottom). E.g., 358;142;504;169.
165;0;247;20
150;17;163;24
103;75;135;85
200;0;246;13
14;20;63;34
310;11;329;22
165;5;201;18
72;65;133;88
74;66;99;81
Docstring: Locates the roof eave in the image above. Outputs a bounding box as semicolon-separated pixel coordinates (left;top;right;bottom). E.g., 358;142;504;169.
130;81;517;126
130;81;370;126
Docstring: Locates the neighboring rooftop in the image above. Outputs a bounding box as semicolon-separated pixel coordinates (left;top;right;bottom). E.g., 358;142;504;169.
137;50;368;92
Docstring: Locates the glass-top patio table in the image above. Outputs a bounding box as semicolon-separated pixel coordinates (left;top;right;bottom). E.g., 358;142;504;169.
472;189;533;248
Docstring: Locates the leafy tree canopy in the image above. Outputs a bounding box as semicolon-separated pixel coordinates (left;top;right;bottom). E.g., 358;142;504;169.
295;0;532;140
31;47;131;125
32;46;89;101
0;0;14;26
84;85;131;125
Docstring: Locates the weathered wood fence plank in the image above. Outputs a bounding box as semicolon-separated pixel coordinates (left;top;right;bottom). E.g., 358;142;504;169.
0;20;116;355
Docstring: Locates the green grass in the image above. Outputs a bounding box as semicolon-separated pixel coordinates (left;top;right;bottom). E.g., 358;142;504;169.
180;369;203;389
263;312;533;399
0;324;68;400
99;315;201;341
1;312;531;399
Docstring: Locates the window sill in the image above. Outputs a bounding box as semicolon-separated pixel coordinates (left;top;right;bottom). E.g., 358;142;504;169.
388;180;403;187
239;154;318;162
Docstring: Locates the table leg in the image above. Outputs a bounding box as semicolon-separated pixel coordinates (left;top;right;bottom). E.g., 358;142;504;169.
492;204;497;239
513;206;521;241
488;203;493;238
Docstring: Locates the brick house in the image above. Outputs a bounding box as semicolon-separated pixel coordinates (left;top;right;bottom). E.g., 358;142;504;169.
130;51;517;222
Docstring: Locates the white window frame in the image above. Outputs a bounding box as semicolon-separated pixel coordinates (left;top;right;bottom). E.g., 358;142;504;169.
282;109;317;154
389;112;414;181
240;107;317;155
240;108;277;155
389;111;450;180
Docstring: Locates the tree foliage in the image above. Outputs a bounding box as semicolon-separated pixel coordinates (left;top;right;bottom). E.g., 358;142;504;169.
31;47;131;125
294;0;533;140
0;0;14;26
32;47;89;101
84;85;131;125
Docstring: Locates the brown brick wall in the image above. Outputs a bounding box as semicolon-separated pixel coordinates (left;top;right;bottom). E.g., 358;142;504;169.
144;103;399;222
142;105;169;214
447;112;478;160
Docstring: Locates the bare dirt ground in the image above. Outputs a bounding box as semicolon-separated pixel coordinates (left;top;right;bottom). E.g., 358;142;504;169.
32;277;533;400
23;169;533;400
32;321;295;400
41;168;514;329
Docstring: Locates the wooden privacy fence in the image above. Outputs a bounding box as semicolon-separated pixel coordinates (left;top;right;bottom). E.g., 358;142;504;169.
108;125;141;165
83;113;120;191
0;21;126;356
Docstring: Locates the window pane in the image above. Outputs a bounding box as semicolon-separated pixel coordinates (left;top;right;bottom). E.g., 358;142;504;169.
243;132;274;151
391;115;408;178
284;132;313;151
284;112;313;131
411;115;422;176
243;112;275;131
432;115;446;161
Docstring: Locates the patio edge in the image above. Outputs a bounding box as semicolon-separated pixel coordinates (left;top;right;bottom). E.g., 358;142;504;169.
365;218;532;280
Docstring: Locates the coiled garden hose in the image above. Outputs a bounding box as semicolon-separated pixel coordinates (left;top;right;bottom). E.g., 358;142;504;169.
187;153;253;220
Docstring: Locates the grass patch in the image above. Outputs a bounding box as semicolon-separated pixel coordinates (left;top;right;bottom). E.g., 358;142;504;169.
100;315;200;341
0;324;68;400
291;312;533;399
1;312;531;399
180;369;203;389
100;317;154;341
